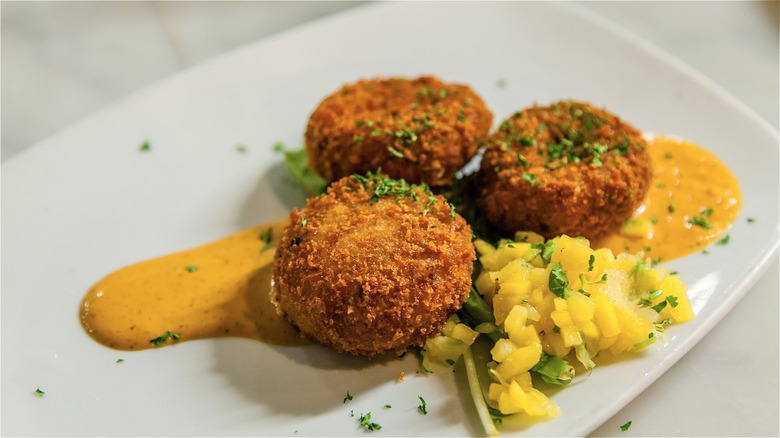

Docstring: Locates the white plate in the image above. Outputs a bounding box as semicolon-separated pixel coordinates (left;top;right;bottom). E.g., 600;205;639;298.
2;2;778;436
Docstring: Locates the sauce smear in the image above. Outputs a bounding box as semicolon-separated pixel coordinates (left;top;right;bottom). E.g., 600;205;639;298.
80;219;307;350
80;136;741;351
595;136;741;261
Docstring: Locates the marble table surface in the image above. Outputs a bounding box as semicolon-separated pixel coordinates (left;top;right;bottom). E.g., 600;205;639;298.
2;2;778;436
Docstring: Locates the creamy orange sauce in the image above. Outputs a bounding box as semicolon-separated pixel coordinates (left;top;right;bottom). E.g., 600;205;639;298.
80;219;307;350
80;136;740;351
595;136;742;262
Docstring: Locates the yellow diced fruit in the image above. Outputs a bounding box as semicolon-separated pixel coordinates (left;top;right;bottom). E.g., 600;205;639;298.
512;324;541;348
498;280;533;298
423;335;467;365
559;325;583;348
481;243;531;271
550;309;574;328
503;305;529;339
567;290;595;323
491;338;520;362
497;259;532;283
656;275;695;323
592;292;621;337
451;323;479;346
514;231;545;245
473;239;497;257
495;345;542;380
550;235;596;277
493;295;527;326
475;271;496;297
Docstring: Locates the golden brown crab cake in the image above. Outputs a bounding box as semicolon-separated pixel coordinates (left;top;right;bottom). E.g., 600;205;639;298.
272;173;475;357
305;76;493;187
478;100;652;240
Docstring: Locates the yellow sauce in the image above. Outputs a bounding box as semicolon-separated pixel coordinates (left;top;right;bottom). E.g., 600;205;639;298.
80;136;741;351
594;136;742;261
80;219;307;350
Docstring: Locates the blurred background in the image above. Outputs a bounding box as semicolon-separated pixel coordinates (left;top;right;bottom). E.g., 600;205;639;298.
2;1;777;160
2;2;778;436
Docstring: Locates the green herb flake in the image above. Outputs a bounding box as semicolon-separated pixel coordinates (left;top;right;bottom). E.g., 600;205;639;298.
301;217;308;228
717;234;731;245
185;265;198;273
150;330;181;346
522;172;537;186
139;140;151;152
259;228;274;250
34;388;45;398
747;217;757;223
587;254;595;272
548;263;571;299
343;391;353;403
387;146;404;158
496;78;507;89
235;144;248;153
116;358;125;363
620;420;632;432
687;215;712;230
418;396;428;414
358;412;382;431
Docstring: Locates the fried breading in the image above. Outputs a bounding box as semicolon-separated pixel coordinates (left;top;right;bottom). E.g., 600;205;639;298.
272;173;475;357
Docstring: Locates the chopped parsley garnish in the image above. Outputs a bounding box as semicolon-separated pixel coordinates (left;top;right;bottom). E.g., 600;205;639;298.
620;420;632;431
185;265;198;273
139;140;151;152
687;215;712;230
532;241;558;264
522;172;537;186
548;263;570;299
587;254;595;272
387;146;404;158
358;412;382;431
34;388;45;398
717;234;731;245
150;331;181;346
116;358;125;363
259;228;274;250
417;396;428;414
384;404;392;409
301;217;308;228
343;391;353;403
747;217;757;223
235;144;248;153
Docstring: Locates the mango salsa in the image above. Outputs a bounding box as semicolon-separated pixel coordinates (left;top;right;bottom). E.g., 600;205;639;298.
474;233;694;417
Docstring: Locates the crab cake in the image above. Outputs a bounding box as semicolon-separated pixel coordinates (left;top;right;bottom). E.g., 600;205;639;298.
478;101;652;240
272;173;475;357
305;76;493;187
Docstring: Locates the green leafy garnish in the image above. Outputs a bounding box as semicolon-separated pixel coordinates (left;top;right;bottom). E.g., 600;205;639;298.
259;228;274;250
150;331;181;346
620;420;632;431
717;234;731;245
358;412;382;431
274;142;328;196
185;265;198;273
548;263;571;299
417;396;428;414
531;354;574;386
343;391;353;403
139;140;151;152
34;388;45;398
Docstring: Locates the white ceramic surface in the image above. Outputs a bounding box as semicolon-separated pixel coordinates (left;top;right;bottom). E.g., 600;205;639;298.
2;2;778;436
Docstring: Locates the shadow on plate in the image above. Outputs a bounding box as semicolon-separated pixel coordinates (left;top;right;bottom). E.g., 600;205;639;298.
236;161;309;230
